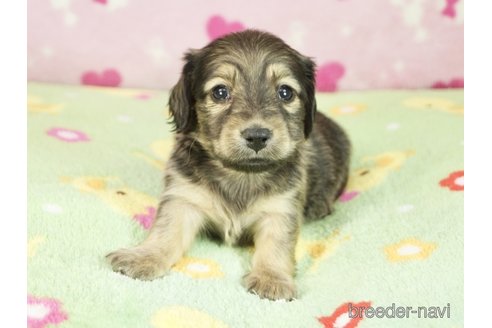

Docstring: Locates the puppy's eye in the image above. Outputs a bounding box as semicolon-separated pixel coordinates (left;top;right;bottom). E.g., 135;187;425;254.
278;85;294;101
212;85;230;100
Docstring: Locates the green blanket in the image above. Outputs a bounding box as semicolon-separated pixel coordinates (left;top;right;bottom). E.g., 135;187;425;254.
27;82;463;328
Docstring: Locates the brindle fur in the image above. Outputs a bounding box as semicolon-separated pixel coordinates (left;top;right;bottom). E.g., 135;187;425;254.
106;30;351;301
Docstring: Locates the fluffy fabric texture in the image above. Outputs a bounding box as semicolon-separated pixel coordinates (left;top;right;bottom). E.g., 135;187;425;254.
27;83;463;328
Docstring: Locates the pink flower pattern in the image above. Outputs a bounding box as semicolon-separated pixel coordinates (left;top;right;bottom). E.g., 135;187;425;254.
339;191;359;202
46;127;90;143
133;206;157;229
28;295;68;328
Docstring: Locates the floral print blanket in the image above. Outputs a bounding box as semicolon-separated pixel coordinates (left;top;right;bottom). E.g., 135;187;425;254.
28;82;463;328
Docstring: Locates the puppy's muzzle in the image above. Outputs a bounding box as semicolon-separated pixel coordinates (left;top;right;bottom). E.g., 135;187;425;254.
241;127;272;153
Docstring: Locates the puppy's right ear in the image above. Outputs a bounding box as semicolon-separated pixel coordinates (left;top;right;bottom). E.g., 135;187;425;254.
168;51;198;133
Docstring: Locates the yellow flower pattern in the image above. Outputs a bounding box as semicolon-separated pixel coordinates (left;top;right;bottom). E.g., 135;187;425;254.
62;176;158;229
295;230;350;273
172;257;224;279
346;150;414;194
28;235;45;258
403;97;463;115
28;95;64;114
133;138;175;170
329;104;366;116
384;238;437;262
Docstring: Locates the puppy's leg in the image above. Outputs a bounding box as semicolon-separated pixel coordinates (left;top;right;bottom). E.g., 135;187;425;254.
106;198;204;280
243;214;299;300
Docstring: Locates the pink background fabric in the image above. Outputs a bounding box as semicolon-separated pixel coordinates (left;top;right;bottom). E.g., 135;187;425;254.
28;0;464;91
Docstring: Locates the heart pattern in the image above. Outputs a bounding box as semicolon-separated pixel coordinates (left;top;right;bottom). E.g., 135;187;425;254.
81;69;122;87
30;2;463;91
316;62;346;92
432;78;464;89
442;0;459;18
206;15;245;40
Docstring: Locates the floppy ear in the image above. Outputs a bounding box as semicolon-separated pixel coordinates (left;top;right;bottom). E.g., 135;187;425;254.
300;56;317;138
168;51;198;133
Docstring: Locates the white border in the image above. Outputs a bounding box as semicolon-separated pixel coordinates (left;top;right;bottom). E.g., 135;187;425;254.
13;1;484;327
465;1;492;327
0;0;26;327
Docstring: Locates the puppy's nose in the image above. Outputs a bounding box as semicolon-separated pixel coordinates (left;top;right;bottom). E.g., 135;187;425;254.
241;127;272;153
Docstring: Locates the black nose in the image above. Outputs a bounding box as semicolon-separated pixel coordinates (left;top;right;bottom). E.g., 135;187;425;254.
241;127;272;153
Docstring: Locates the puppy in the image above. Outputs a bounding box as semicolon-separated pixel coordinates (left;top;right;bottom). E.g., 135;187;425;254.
107;30;351;301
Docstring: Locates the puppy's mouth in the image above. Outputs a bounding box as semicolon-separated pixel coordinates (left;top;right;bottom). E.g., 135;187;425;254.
220;157;279;173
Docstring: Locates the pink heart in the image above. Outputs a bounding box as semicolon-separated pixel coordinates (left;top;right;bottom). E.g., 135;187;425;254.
81;69;122;87
432;81;447;89
206;15;245;40
449;78;464;88
442;0;459;18
316;62;345;92
432;78;463;89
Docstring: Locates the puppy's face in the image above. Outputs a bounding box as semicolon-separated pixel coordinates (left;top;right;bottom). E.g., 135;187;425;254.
169;30;316;172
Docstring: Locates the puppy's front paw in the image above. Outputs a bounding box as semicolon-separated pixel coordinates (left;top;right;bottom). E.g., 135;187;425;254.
106;248;169;281
243;270;297;301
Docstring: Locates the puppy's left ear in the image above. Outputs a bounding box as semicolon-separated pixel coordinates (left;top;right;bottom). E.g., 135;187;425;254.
300;56;317;138
168;51;198;133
